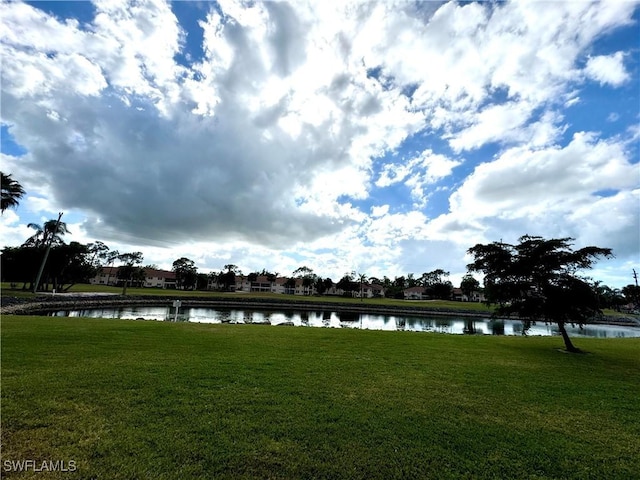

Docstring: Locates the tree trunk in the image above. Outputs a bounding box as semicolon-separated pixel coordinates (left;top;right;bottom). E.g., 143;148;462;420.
122;279;128;296
558;321;581;353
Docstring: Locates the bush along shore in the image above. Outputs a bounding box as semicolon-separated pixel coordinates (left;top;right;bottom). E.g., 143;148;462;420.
1;294;638;327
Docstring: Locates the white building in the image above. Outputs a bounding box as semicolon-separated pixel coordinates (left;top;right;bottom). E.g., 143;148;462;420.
90;267;176;289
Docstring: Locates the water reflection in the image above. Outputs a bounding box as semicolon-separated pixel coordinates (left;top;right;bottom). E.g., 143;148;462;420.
48;306;640;338
463;319;476;335
489;320;505;336
435;319;452;334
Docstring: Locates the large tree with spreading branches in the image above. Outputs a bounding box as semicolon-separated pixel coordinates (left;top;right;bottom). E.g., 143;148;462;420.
467;235;613;353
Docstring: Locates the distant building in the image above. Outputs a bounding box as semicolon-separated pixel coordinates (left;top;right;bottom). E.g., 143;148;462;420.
272;277;289;294
404;286;426;300
143;268;176;289
90;267;176;289
452;288;464;301
90;266;119;286
235;275;251;292
250;275;272;292
353;283;385;298
452;287;485;302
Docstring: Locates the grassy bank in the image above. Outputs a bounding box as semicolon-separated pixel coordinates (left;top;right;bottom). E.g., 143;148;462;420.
2;315;639;479
3;283;634;319
1;282;494;313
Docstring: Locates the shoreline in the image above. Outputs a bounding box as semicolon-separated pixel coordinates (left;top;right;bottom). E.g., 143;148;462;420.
2;294;639;327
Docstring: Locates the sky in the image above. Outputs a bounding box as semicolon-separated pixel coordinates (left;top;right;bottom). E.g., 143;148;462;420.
1;0;639;288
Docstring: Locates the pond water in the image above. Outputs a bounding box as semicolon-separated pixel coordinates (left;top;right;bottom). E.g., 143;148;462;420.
49;306;640;338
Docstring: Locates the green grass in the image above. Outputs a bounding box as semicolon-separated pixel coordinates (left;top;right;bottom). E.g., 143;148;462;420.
2;315;639;479
603;308;638;318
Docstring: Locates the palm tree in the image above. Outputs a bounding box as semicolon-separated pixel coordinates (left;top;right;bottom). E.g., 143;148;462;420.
1;172;25;213
23;219;70;248
221;264;241;291
358;273;368;301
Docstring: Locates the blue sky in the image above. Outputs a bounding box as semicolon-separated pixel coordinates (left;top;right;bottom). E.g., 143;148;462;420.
1;0;639;288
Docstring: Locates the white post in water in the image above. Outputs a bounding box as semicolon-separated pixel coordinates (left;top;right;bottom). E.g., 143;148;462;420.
172;300;182;322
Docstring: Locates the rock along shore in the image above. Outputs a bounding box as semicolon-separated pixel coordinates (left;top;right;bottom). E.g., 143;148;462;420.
1;294;638;327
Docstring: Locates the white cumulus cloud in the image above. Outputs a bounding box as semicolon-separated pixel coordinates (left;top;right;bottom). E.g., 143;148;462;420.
585;52;630;87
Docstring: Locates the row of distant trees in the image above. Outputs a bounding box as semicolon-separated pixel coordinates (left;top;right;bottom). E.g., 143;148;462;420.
201;264;462;300
1;214;638;309
0;238;466;301
0;228;147;295
176;260;640;313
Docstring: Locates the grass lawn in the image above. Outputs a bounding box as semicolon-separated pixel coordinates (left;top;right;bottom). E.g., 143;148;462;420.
2;315;639;479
